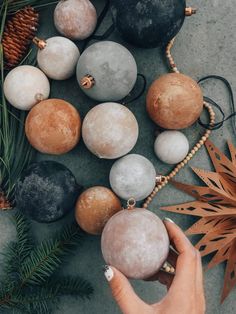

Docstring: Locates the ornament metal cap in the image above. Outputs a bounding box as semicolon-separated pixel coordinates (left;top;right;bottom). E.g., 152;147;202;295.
185;7;197;16
80;74;95;89
33;36;47;49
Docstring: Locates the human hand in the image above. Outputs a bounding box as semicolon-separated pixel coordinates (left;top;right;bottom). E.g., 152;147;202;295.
103;218;205;314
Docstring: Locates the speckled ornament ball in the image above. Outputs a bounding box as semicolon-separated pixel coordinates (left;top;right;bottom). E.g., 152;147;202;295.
101;208;170;279
154;131;189;164
54;0;97;40
75;186;122;235
3;65;50;110
146;73;203;129
109;154;156;201
15;161;80;223
25;99;81;155
82;102;139;159
110;0;186;48
76;41;137;101
36;36;80;80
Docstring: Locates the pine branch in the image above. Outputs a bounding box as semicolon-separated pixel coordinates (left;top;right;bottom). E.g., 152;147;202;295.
20;223;84;286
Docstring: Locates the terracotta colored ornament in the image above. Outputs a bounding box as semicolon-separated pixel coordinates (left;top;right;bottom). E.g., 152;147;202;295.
110;0;196;48
146;73;203;129
101;206;170;279
25;99;81;155
75;186;122;235
76;41;137;101
54;0;97;40
82;102;138;159
109;154;156;201
34;36;80;80
15;161;80;223
154;131;189;164
161;140;236;302
3;65;50;110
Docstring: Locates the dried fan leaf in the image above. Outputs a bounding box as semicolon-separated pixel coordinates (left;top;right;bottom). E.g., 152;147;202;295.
161;140;236;302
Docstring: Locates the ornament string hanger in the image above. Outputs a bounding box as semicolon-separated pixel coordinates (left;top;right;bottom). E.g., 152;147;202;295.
143;37;216;209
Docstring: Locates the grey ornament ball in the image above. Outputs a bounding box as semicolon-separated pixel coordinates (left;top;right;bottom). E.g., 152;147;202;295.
154;131;189;164
3;65;50;110
82;102;139;159
109;154;156;201
37;36;80;80
76;41;137;101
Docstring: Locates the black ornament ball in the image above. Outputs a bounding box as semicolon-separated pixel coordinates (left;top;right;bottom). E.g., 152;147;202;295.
110;0;186;48
15;161;80;223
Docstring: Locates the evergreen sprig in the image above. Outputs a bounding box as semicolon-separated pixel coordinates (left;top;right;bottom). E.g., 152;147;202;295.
0;212;93;313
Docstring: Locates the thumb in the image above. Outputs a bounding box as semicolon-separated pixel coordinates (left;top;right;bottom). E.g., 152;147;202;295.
104;266;150;314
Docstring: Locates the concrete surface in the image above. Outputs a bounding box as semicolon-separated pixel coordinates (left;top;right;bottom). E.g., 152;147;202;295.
0;0;236;313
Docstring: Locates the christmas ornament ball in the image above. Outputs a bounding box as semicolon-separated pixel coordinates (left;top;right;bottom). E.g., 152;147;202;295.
154;131;189;164
109;154;156;201
36;36;80;80
54;0;97;40
3;65;50;110
75;186;122;235
110;0;186;48
146;73;203;129
101;208;170;279
82;102;138;159
15;161;80;223
76;41;137;101
25;99;81;155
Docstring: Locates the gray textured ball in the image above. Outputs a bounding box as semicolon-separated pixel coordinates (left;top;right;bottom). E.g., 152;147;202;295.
109;154;156;201
76;41;137;101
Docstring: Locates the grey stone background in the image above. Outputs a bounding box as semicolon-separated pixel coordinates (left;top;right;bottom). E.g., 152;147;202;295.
0;0;236;313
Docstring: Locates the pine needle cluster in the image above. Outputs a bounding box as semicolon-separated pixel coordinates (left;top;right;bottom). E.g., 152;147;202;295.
0;212;93;313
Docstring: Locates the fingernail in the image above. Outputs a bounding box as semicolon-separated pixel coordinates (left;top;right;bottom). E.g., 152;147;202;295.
164;217;175;224
103;265;114;282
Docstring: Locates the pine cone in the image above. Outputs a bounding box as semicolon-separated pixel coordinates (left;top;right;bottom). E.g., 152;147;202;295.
2;6;39;69
0;191;11;210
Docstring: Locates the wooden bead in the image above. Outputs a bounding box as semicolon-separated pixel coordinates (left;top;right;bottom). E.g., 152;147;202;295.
165;266;171;272
196;143;201;149
202;136;207;141
143;203;148;208
170;267;175;273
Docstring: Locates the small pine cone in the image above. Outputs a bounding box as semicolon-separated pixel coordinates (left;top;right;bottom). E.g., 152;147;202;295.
0;191;11;210
2;6;39;69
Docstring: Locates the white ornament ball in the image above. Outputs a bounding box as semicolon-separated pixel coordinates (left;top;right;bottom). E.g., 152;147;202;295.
82;102;139;159
37;36;80;80
3;65;50;110
76;41;137;101
109;154;156;201
54;0;97;40
154;131;189;164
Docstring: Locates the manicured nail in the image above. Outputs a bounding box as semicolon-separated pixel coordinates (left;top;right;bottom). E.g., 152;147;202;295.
164;217;175;224
103;265;114;282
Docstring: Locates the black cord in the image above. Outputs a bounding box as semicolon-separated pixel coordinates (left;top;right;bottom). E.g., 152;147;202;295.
121;73;147;105
198;75;236;133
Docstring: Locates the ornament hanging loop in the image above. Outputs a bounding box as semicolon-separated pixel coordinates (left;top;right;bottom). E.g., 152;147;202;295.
33;37;47;50
80;74;95;89
127;198;136;210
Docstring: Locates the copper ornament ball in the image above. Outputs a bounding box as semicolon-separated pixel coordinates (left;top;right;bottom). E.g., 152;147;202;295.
75;186;122;235
54;0;97;40
25;99;81;155
146;73;203;129
101;208;170;279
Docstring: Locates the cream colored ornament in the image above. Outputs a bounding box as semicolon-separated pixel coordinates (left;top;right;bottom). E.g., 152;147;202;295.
82;102;139;159
154;131;189;164
35;36;80;80
3;65;50;110
54;0;97;40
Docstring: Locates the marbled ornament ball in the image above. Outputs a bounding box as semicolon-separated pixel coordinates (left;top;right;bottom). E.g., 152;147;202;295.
109;154;156;201
110;0;186;48
146;73;203;129
82;102;139;159
76;41;137;101
3;65;50;110
25;99;81;155
75;186;122;235
154;131;189;164
15;161;80;223
37;36;80;80
101;208;170;279
54;0;97;40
